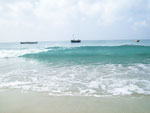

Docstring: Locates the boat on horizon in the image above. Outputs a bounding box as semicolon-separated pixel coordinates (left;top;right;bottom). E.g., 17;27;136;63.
71;39;81;43
136;40;140;43
20;42;38;44
71;34;81;43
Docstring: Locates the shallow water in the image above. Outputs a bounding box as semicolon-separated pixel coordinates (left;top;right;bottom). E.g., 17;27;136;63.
0;40;150;96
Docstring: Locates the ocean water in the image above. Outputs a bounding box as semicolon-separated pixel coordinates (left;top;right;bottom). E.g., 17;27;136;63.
0;40;150;97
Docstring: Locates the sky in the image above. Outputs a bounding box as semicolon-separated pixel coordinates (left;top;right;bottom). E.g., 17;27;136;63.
0;0;150;42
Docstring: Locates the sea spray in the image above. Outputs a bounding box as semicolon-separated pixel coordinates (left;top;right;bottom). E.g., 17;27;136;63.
0;41;150;96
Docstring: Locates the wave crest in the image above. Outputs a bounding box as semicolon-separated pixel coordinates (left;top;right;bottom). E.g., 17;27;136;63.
0;49;47;58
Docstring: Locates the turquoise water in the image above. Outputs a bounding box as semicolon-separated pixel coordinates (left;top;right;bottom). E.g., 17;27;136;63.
22;45;150;64
0;40;150;96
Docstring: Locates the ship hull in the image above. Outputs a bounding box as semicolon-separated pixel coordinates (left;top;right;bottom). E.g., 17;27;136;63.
71;40;81;43
20;42;38;44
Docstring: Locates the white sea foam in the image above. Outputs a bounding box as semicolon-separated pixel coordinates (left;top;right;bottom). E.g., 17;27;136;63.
0;60;150;97
0;49;47;58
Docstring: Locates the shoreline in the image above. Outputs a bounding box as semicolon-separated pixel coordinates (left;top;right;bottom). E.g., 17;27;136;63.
0;89;150;113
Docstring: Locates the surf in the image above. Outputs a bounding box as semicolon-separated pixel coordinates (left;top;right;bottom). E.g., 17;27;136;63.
20;45;150;64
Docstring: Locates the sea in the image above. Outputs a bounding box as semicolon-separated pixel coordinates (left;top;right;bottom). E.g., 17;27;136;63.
0;40;150;97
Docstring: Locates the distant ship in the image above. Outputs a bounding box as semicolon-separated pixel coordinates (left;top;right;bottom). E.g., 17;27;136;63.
136;40;140;43
71;34;81;43
20;42;38;44
71;39;81;43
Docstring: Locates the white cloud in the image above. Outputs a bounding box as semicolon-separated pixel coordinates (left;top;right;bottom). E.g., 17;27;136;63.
0;0;33;18
7;2;33;17
78;1;102;17
148;0;150;8
134;21;148;27
0;0;146;26
78;0;149;26
0;0;149;42
34;0;76;26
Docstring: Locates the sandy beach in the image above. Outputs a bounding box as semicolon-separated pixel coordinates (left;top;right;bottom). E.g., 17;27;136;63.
0;89;150;113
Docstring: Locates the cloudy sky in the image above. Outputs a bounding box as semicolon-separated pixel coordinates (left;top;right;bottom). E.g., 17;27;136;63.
0;0;150;42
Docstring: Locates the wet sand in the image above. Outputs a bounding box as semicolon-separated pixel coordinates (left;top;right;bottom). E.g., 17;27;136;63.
0;90;150;113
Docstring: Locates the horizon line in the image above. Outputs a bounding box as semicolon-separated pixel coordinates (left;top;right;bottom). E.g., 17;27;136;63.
0;39;150;43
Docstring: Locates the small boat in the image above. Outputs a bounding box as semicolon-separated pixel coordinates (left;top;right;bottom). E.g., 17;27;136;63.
136;40;140;43
20;42;38;44
71;34;81;43
71;39;81;43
